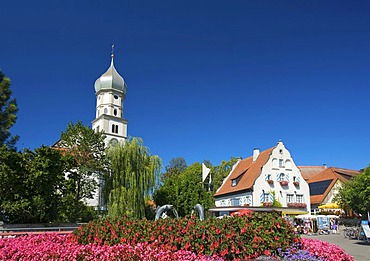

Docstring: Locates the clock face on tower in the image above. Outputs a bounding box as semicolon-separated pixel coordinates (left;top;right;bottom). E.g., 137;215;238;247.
109;138;119;147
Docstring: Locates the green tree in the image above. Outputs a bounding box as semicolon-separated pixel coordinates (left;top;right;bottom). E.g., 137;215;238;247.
335;166;370;216
59;121;107;222
0;146;66;223
176;163;214;216
106;137;162;219
0;71;19;149
211;157;240;193
160;157;187;182
153;162;214;217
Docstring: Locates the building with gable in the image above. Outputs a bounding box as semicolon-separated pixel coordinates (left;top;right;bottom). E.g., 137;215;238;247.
214;141;311;215
299;166;360;213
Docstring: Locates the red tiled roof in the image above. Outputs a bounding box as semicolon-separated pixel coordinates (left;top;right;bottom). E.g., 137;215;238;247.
298;166;326;181
308;167;360;205
214;147;274;197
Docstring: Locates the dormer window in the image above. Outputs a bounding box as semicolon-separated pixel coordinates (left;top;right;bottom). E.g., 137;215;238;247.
232;179;237;187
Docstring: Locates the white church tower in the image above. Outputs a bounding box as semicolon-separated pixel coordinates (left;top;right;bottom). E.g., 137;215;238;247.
92;46;128;147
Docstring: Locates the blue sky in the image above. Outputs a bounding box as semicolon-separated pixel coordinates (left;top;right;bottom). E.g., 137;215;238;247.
1;0;369;170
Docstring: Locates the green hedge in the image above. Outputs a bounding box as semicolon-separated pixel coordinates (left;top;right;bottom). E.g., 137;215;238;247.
73;212;299;260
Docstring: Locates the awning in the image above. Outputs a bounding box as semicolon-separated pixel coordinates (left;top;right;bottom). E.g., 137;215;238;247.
318;203;340;209
282;210;309;215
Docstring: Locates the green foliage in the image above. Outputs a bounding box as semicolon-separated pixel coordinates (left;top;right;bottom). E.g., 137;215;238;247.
0;145;66;223
59;121;107;222
73;212;299;260
211;157;240;193
154;162;214;217
154;158;239;216
335;166;370;216
271;191;283;207
0;71;19;149
105;137;162;219
160;157;187;182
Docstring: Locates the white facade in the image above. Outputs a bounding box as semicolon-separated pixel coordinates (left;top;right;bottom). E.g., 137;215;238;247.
91;52;128;148
215;141;311;212
89;52;128;209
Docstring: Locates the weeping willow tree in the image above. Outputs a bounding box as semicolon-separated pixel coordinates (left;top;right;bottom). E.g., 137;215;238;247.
105;137;162;219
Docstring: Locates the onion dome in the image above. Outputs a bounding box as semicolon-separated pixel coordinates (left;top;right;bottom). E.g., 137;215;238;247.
94;53;127;96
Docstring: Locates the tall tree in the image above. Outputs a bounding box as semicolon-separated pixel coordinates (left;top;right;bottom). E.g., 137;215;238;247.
160;157;187;182
59;121;107;222
176;163;214;216
0;71;19;149
153;162;214;217
106;137;162;219
0;145;66;223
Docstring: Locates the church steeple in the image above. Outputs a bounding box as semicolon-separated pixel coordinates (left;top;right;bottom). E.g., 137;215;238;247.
92;46;128;147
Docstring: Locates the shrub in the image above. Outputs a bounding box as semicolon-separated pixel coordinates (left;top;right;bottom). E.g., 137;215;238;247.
73;212;299;260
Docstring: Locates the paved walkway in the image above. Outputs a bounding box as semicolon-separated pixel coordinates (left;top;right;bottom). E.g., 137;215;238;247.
301;228;370;261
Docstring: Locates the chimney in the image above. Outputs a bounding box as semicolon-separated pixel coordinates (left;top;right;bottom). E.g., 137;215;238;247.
323;164;327;169
253;148;260;162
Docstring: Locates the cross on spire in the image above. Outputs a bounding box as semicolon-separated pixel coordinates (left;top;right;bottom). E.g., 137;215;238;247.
111;44;115;58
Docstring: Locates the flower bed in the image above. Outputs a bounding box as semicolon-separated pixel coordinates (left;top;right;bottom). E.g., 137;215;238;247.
74;212;298;260
0;212;355;260
0;233;216;260
0;234;354;260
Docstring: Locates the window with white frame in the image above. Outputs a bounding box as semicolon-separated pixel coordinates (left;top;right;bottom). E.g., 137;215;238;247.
287;194;294;203
263;193;270;202
296;194;303;203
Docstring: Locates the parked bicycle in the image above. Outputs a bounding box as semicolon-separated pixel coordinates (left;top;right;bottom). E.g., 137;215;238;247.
343;226;360;239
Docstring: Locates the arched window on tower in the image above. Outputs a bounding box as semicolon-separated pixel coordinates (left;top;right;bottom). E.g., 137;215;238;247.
112;124;115;133
114;109;117;116
115;125;118;133
104;108;108;114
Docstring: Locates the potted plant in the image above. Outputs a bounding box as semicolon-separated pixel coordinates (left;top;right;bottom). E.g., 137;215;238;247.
280;180;288;186
293;181;300;186
263;202;273;207
287;203;307;208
